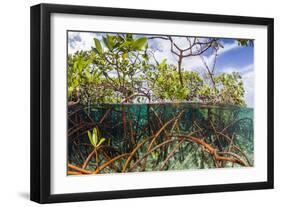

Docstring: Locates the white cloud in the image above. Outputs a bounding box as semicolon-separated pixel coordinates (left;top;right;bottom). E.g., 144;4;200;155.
68;32;100;54
220;66;237;74
181;41;239;73
217;42;239;55
221;64;253;75
150;38;177;65
151;37;217;73
242;66;254;107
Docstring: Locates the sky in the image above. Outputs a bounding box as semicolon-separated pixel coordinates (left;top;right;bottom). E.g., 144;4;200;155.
68;31;254;107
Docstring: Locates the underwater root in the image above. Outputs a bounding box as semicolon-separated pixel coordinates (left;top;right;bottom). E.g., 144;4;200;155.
68;131;250;175
68;164;92;174
67;107;252;175
172;134;249;167
68;153;130;175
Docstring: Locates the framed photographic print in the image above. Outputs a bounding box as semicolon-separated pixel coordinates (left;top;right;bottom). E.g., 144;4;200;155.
30;3;274;203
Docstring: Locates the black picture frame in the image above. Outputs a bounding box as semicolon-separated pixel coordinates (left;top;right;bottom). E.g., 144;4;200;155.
30;3;274;204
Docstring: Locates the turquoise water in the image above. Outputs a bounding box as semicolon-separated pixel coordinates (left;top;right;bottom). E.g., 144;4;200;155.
68;103;254;172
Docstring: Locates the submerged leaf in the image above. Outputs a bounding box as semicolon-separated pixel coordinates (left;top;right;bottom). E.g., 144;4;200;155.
87;131;94;146
97;138;106;147
92;128;98;147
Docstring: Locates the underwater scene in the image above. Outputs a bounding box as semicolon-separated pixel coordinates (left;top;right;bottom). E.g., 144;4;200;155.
68;103;253;174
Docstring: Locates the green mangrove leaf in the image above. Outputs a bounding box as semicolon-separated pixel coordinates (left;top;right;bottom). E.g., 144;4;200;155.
133;37;147;50
91;47;99;54
94;38;102;54
97;138;106;147
122;52;128;59
68;86;74;97
87;130;94;146
103;35;113;51
92;128;98;147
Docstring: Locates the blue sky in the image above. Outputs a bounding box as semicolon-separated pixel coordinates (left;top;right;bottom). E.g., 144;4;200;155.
214;39;254;107
68;32;254;107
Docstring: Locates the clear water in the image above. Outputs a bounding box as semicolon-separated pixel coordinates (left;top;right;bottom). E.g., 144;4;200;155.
68;103;254;172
